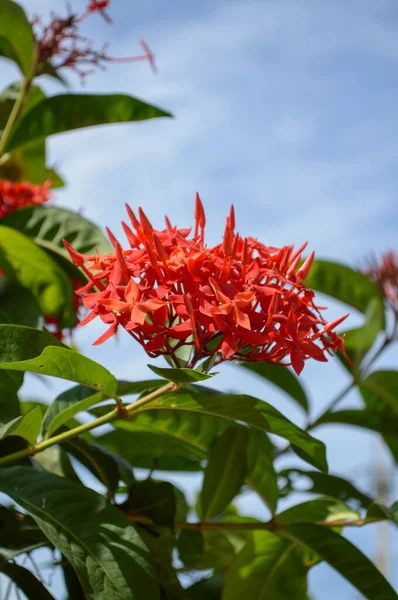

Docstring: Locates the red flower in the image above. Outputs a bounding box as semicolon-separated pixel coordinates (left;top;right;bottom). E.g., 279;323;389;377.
364;251;398;310
84;0;112;24
0;179;52;219
64;195;350;375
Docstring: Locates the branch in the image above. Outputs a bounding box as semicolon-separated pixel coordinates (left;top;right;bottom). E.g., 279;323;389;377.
0;382;174;467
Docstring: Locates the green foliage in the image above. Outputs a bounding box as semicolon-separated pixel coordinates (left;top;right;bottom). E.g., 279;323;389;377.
0;466;160;599
223;531;308;600
0;2;397;598
0;226;74;325
139;390;328;471
0;0;35;77
6;94;173;152
304;259;384;315
239;362;309;412
1;205;111;256
199;427;248;519
281;523;398;600
0;325;119;396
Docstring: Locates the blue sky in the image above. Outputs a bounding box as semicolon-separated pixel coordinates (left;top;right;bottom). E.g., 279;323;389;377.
2;0;398;597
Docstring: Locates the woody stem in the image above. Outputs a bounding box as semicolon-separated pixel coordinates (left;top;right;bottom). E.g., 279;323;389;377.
0;381;174;467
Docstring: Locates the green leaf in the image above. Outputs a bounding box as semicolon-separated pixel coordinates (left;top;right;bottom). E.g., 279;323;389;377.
178;530;236;570
32;445;80;481
96;402;231;465
360;370;398;415
223;531;308;600
239;362;309;412
280;523;398;600
0;281;41;327
367;502;398;527
0;406;41;445
0;140;64;187
148;364;216;383
337;298;384;373
245;429;278;514
6;94;173;152
0;0;35;77
0;325;119;397
0;505;46;559
0;466;160;600
1;204;111;257
0;226;73;325
199;427;248;520
42;379;168;439
97;429;203;472
119;479;176;527
136;390;328;472
42;385;106;439
0;560;56;599
279;469;373;509
304;260;383;315
276;497;358;524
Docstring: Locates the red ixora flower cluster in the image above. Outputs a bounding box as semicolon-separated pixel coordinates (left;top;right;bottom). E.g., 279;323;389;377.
64;196;350;375
364;251;398;311
0;179;52;219
32;0;156;81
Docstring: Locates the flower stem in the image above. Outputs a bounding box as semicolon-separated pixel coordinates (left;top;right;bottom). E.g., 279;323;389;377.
0;79;31;157
0;381;174;468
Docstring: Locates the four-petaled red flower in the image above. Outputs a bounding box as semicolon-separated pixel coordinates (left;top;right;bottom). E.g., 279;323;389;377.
64;195;350;375
0;179;52;219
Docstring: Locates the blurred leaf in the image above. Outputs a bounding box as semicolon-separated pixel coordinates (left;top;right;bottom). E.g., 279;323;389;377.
279;469;373;509
0;406;41;445
0;280;41;327
64;437;123;497
1;204;111;257
199;427;248;520
187;576;224;600
239;362;309;412
0;0;35;77
148;364;216;383
120;479;176;527
280;523;398;600
223;531;308;600
0;82;45;131
246;429;278;513
136;391;327;472
138;527;185;600
178;530;235;570
0;505;46;558
304;260;384;316
0;559;56;599
32;446;80;480
360;371;398;415
0;226;74;325
7;93;172;152
276;497;358;525
0;325;119;397
62;556;86;600
0;466;160;600
336;298;384;373
367;501;398;527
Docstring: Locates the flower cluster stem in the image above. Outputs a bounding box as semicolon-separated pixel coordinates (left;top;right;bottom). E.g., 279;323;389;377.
0;79;31;157
0;381;174;467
